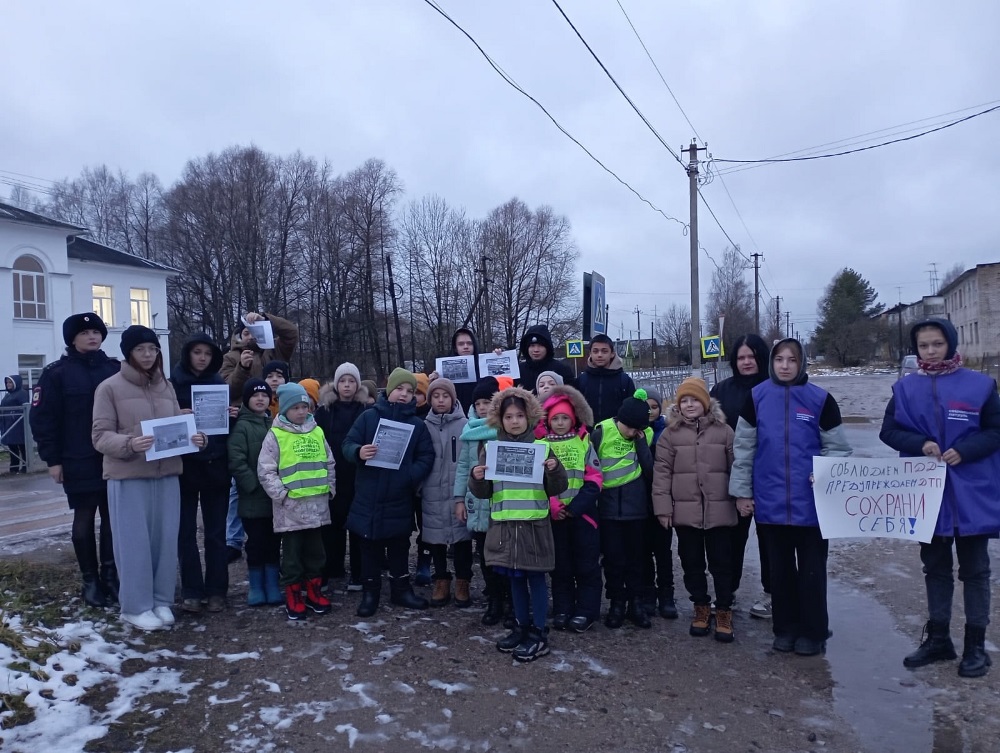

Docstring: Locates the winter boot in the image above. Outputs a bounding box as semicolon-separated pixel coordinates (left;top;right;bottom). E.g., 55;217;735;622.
263;564;283;605
658;588;679;619
357;581;381;618
958;625;992;678
714;609;735;643
304;577;332;615
247;567;266;606
414;550;432;586
690;603;712;637
454;578;472;608
904;620;957;668
497;623;526;653
81;572;108;609
285;584;307;621
605;599;626;629
390;575;429;610
99;562;120;605
627;601;652;629
513;626;551;663
501;582;517;629
430;576;452;607
482;595;504;626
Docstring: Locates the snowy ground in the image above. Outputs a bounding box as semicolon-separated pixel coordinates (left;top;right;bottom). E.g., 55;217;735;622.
1;374;998;753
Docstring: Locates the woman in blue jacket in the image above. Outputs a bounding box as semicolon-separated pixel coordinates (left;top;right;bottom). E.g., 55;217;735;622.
880;318;1000;678
729;338;851;656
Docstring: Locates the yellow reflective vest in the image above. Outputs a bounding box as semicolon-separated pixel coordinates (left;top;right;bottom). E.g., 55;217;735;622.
272;425;330;498
490;440;550;521
596;419;650;489
543;434;588;506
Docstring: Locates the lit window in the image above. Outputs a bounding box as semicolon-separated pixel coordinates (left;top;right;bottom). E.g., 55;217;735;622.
12;256;47;320
130;288;150;327
92;285;114;327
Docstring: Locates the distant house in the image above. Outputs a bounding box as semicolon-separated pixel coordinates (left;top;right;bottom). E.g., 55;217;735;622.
938;262;1000;362
880;295;946;360
0;201;177;386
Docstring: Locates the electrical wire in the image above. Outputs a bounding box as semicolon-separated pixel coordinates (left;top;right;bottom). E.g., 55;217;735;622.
713;103;1000;166
547;0;684;167
420;0;686;228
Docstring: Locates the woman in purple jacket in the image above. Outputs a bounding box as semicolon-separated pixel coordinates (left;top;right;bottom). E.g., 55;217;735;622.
880;318;1000;678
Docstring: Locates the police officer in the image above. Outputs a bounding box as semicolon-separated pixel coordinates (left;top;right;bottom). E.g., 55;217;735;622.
30;313;120;607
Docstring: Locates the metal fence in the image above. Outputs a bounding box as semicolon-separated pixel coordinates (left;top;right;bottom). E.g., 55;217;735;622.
1;404;40;475
632;362;732;401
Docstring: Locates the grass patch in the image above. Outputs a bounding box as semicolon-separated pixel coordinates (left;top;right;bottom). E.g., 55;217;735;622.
0;558;81;629
0;692;35;729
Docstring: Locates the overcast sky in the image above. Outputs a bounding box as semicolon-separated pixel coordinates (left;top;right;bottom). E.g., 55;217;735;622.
3;1;998;343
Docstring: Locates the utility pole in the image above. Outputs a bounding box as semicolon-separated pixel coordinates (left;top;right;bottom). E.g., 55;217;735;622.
633;306;642;341
785;311;791;339
751;252;763;335
683;139;707;372
386;253;405;365
481;255;492;348
774;296;781;337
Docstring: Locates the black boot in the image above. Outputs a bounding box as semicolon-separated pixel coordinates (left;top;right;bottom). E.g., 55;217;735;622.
627;601;652;629
390;576;429;610
605;599;626;629
497;623;526;653
99;562;120;605
904;620;957;668
513;626;550;662
657;588;679;619
414;550;432;586
482;596;504;626
81;572;108;608
501;584;517;629
958;625;992;678
356;581;381;618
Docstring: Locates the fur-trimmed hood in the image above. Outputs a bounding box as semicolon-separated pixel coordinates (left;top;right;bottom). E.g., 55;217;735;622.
666;397;727;429
542;384;593;429
319;380;365;407
487;386;543;437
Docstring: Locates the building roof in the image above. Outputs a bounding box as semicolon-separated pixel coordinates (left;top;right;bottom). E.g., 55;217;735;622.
937;262;1000;298
0;200;86;232
68;237;179;274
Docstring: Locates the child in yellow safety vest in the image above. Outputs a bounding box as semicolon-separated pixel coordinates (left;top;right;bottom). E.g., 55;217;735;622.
591;389;655;629
258;382;336;621
539;385;603;634
469;386;568;663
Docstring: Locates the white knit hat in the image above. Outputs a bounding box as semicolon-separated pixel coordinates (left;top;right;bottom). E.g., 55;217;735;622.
334;362;361;384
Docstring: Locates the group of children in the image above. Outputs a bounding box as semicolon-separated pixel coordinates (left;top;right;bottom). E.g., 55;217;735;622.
222;337;854;666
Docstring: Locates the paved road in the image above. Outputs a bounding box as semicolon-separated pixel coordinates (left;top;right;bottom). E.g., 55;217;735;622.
0;471;72;554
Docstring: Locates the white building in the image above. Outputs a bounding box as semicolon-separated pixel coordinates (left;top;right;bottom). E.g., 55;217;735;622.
0;201;177;386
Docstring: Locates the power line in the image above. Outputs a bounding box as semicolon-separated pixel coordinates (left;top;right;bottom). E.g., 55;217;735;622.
420;0;685;227
547;0;684;167
713;103;1000;166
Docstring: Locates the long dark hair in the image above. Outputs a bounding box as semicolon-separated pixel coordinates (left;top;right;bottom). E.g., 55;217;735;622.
129;351;165;381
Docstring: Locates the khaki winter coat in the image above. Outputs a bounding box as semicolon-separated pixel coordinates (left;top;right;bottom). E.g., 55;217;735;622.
92;362;186;480
219;312;299;402
257;414;335;533
651;400;737;529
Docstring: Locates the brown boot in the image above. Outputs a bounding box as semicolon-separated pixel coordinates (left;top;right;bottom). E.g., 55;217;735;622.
690;603;711;637
454;579;472;608
714;609;735;643
430;577;452;607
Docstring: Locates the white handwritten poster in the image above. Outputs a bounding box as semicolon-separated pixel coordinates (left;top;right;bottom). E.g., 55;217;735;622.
812;456;946;543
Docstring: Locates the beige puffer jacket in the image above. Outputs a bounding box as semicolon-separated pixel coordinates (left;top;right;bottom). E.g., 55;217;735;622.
651;399;737;529
91;362;185;480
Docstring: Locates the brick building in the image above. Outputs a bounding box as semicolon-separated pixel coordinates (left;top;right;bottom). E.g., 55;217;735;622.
938;262;1000;362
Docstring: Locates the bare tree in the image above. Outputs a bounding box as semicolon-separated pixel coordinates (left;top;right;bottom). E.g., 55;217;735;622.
655;303;692;365
706;247;755;348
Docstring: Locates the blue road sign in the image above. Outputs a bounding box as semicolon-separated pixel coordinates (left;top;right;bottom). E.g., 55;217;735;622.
566;340;584;358
700;335;724;359
591;272;606;335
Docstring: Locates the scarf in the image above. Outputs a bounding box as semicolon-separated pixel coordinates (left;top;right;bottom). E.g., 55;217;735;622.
918;352;963;375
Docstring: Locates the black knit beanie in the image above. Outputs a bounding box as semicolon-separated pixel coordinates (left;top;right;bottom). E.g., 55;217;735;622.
242;378;273;408
120;325;159;360
471;376;500;404
617;388;651;430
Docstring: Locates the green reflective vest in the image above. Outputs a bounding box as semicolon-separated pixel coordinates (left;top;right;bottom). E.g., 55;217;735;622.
596;419;648;489
490;440;550;521
272;425;330;498
544;434;587;506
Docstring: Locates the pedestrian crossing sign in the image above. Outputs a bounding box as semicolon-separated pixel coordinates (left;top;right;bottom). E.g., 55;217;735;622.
700;335;724;359
566;340;584;358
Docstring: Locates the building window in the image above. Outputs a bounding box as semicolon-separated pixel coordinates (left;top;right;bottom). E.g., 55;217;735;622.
12;255;47;320
130;288;151;327
92;285;114;327
17;355;45;389
975;322;979;344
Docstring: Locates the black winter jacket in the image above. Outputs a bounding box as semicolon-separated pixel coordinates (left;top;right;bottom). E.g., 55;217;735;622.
29;348;120;494
709;334;770;431
448;327;480;414
576;354;635;425
315;398;367;505
1;375;30;445
169;333;230;488
344;396;435;540
517;324;576;391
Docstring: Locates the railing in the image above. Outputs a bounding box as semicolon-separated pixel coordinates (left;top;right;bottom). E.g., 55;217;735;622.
1;405;39;475
631;362;732;401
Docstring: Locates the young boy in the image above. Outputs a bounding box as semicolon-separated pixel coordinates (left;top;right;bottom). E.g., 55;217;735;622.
258;383;336;621
454;377;504;624
345;368;436;617
652;378;737;641
314;363;367;590
577;334;637;424
229;379;281;606
592;389;654;629
421;378;471;607
641;388;677;619
540;385;603;633
263;361;290;417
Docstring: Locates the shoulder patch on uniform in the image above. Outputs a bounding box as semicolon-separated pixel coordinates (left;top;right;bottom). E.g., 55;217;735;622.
31;385;41;407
